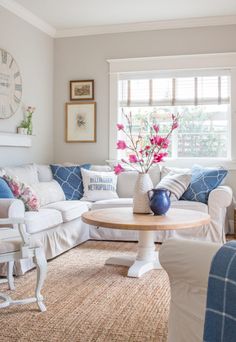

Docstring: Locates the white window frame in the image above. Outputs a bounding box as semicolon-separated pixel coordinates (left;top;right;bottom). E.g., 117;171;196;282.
107;52;236;169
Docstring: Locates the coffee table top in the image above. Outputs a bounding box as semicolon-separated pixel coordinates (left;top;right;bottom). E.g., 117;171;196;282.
82;207;211;231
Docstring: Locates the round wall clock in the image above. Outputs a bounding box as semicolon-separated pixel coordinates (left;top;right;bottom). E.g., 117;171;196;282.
0;48;22;119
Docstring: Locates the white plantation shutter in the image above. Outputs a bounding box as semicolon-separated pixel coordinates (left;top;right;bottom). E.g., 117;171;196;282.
119;74;230;107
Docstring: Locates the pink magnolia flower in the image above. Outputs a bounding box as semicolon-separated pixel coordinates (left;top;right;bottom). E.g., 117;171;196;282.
129;154;138;163
153;124;159;133
145;145;151;150
116;140;127;150
116;123;124;130
161;138;169;149
153;152;168;163
150;135;162;146
114;163;124;175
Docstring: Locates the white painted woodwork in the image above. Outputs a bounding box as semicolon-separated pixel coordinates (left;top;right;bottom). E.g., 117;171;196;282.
0;132;32;147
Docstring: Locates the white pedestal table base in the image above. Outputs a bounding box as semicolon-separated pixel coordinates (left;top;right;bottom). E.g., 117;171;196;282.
105;230;162;278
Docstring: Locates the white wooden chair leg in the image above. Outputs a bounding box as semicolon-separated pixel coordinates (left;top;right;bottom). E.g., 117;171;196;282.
33;248;47;312
7;261;15;291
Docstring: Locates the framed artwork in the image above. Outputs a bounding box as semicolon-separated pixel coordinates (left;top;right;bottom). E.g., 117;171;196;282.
66;102;96;142
70;80;94;100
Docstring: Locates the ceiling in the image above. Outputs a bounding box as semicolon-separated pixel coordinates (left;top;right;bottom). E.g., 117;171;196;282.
2;0;236;37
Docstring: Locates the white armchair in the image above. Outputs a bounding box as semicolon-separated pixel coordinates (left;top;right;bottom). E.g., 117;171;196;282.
0;199;47;312
159;239;221;342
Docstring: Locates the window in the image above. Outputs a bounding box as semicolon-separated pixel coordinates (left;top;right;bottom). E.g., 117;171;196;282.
118;73;230;159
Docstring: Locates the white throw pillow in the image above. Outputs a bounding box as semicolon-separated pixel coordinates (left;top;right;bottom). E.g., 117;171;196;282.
81;169;118;201
31;180;65;207
156;172;191;200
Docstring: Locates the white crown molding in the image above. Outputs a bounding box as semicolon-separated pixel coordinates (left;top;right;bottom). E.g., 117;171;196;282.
0;0;56;37
0;1;236;39
55;15;236;38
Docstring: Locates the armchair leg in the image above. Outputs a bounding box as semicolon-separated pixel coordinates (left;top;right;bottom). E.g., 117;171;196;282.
7;261;15;291
33;248;47;312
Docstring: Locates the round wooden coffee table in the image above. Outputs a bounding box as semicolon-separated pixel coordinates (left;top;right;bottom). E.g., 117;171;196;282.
82;207;210;278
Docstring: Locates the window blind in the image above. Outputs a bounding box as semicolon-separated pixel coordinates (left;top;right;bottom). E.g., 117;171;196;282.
119;75;230;107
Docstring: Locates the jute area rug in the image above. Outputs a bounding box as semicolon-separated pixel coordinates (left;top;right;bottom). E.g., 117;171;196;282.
0;241;170;342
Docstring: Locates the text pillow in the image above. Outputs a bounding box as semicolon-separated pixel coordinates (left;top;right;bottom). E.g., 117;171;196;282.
181;165;228;204
3;174;40;211
50;164;91;200
81;169;118;201
156;172;191;200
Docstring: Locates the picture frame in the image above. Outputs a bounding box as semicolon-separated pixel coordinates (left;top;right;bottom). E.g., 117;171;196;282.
70;80;94;100
65;102;96;142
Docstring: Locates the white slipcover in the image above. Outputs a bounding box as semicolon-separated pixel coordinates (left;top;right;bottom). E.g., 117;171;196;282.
25;208;63;234
44;201;90;222
2;164;39;184
159;239;221;342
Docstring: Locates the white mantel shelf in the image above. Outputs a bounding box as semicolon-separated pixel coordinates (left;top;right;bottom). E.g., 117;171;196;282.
0;132;32;147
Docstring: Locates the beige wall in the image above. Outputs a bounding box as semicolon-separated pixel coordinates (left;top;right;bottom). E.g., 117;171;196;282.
0;6;54;166
54;25;236;165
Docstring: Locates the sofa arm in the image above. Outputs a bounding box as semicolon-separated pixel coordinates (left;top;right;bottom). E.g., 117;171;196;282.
208;185;232;209
0;199;25;219
159;239;221;288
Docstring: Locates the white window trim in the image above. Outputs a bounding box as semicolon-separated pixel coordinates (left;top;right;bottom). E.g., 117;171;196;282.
108;52;236;169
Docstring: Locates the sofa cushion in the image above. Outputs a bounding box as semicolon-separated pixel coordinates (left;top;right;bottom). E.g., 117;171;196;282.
161;166;191;179
3;164;39;184
31;180;65;207
0;177;14;198
117;164;161;198
36;164;53;182
171;200;208;213
81;169;118;201
91;198;133;210
181;165;228;204
43;201;91;222
3;174;40;211
25;208;63;234
50;164;91;200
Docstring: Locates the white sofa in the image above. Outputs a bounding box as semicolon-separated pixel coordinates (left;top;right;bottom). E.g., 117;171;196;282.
0;163;232;275
159;239;221;342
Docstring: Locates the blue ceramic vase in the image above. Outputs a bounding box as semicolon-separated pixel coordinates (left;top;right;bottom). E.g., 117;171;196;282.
148;188;171;215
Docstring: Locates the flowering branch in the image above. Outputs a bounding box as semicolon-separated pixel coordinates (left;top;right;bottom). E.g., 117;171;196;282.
114;112;179;174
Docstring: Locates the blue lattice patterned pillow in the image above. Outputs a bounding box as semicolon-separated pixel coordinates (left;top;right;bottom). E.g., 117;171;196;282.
50;164;91;200
180;165;228;204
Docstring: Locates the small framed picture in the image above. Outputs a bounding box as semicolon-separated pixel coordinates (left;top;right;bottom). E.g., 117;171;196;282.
70;80;94;100
66;102;96;142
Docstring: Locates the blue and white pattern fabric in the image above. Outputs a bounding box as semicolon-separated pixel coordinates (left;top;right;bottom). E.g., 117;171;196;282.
50;164;91;200
203;241;236;342
181;165;227;204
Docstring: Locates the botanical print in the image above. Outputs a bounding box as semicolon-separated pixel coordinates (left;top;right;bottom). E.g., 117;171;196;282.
77;114;86;128
66;102;96;142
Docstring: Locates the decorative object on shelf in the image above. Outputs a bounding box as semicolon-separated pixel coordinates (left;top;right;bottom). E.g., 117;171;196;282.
148;188;171;215
0;48;22;119
18;106;35;135
114;111;179;214
17;127;28;135
66;102;96;142
70;80;94;100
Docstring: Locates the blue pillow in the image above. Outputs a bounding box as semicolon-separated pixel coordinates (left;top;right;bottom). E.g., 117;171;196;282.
181;165;228;204
50;164;91;200
0;177;14;198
